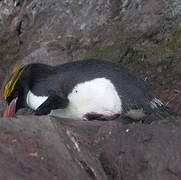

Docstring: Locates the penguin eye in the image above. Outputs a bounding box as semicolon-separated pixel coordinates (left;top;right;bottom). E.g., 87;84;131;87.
15;91;19;97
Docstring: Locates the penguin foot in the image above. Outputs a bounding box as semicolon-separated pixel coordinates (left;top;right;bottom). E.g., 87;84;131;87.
83;111;120;121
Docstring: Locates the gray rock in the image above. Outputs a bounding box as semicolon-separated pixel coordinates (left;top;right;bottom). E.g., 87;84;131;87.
0;116;181;180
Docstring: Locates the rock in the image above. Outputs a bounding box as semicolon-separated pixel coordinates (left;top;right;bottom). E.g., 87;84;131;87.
0;116;181;180
0;0;181;69
0;116;107;180
97;118;181;180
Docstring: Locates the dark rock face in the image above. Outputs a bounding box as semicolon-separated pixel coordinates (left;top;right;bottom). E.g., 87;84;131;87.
0;0;181;179
0;116;181;180
0;0;181;68
98;119;181;180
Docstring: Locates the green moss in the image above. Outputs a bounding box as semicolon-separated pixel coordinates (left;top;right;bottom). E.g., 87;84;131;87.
90;41;134;59
89;28;181;72
90;41;150;69
91;43;121;58
151;29;181;56
8;45;19;55
173;29;181;38
0;39;8;47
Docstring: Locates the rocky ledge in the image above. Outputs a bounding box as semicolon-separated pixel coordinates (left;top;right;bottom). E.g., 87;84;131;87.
0;115;181;180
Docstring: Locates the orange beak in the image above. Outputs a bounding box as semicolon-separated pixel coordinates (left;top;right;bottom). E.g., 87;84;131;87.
3;97;18;118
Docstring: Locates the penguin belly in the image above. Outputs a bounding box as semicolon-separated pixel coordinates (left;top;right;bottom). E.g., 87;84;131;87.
50;78;122;120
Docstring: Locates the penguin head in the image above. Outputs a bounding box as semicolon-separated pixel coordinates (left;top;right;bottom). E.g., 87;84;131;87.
3;65;30;117
3;63;54;117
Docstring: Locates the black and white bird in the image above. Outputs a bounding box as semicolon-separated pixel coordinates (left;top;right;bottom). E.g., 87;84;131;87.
3;59;171;121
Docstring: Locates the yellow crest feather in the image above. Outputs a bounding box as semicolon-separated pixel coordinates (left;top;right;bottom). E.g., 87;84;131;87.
4;65;24;98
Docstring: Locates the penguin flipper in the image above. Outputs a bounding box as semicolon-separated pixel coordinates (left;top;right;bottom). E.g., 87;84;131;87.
35;92;69;115
150;98;174;119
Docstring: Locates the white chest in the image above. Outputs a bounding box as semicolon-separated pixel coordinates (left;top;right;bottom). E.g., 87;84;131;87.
26;90;48;110
50;78;122;119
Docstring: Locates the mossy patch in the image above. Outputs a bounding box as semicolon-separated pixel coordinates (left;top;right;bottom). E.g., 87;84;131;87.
90;41;139;61
150;29;181;56
0;39;9;48
90;42;127;59
90;41;150;67
89;28;181;73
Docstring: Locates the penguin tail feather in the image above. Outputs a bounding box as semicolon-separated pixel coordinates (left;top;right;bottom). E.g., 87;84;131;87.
150;98;175;119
